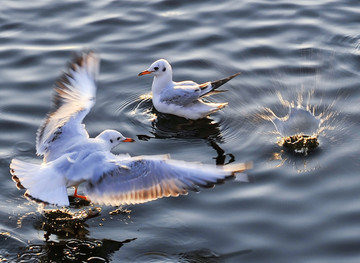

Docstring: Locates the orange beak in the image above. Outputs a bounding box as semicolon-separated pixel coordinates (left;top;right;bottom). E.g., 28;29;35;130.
122;137;135;142
138;70;153;76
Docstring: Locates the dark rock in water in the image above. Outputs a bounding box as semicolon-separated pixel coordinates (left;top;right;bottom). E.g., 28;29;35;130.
280;134;319;154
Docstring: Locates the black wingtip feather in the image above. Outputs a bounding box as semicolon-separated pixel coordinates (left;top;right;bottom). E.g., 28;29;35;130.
210;72;241;90
11;174;25;190
24;192;50;206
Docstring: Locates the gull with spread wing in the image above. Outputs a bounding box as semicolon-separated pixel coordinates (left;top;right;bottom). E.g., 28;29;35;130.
139;59;241;120
10;52;250;207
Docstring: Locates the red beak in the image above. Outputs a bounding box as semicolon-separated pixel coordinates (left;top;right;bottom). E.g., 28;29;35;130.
122;137;135;142
138;70;152;76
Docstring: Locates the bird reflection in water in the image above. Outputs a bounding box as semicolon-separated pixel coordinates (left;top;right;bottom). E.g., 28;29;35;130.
17;238;135;262
14;197;135;262
137;106;236;166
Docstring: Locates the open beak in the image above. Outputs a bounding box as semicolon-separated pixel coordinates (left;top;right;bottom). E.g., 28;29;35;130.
122;137;135;142
138;70;152;76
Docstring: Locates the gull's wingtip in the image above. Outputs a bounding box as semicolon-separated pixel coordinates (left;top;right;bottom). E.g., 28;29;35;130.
71;50;100;78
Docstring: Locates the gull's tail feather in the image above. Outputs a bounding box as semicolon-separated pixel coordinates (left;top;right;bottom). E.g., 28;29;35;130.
210;72;241;90
199;72;241;97
10;159;69;206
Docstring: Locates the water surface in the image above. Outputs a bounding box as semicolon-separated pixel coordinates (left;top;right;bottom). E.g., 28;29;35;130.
1;0;360;262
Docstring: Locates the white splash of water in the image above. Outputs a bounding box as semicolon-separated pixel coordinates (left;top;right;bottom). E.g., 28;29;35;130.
261;90;338;155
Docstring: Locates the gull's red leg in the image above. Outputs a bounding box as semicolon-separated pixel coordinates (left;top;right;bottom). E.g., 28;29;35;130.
74;187;87;200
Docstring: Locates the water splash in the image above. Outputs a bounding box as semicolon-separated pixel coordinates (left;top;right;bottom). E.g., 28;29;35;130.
117;92;155;121
261;91;337;155
36;207;101;240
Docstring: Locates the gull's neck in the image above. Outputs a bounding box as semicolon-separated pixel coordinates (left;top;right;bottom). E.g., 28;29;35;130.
152;71;173;96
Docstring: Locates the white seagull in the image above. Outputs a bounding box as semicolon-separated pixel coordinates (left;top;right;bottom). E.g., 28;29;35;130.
10;51;250;207
138;59;241;120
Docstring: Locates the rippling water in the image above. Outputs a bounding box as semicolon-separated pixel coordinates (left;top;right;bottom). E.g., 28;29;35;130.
1;0;360;262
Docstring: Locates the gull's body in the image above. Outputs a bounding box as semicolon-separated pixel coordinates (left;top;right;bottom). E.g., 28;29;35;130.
139;59;241;120
10;52;250;207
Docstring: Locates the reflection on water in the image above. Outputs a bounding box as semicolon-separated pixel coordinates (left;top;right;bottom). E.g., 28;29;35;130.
17;238;135;263
1;227;135;262
39;208;101;240
150;112;222;141
209;140;235;166
270;149;322;173
137;113;235;165
133;95;237;165
131;95;223;141
11;204;135;262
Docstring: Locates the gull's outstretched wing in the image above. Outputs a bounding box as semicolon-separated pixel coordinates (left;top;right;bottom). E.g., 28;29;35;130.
85;154;250;206
36;51;99;156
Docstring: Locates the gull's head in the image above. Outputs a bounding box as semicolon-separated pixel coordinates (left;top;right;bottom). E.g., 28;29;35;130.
138;59;172;78
96;130;134;150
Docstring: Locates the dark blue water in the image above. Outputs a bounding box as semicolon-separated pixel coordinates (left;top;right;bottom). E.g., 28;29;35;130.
1;0;360;262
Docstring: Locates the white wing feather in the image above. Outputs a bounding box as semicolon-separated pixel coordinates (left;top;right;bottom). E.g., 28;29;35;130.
36;51;99;156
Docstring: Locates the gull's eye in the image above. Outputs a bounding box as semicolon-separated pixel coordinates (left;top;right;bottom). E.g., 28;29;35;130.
154;67;159;71
110;139;113;143
117;137;120;140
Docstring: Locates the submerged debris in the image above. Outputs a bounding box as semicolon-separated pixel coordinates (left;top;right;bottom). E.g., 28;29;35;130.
279;134;319;154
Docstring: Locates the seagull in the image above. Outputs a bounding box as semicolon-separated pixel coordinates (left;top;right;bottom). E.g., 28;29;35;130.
138;59;241;120
10;51;251;207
